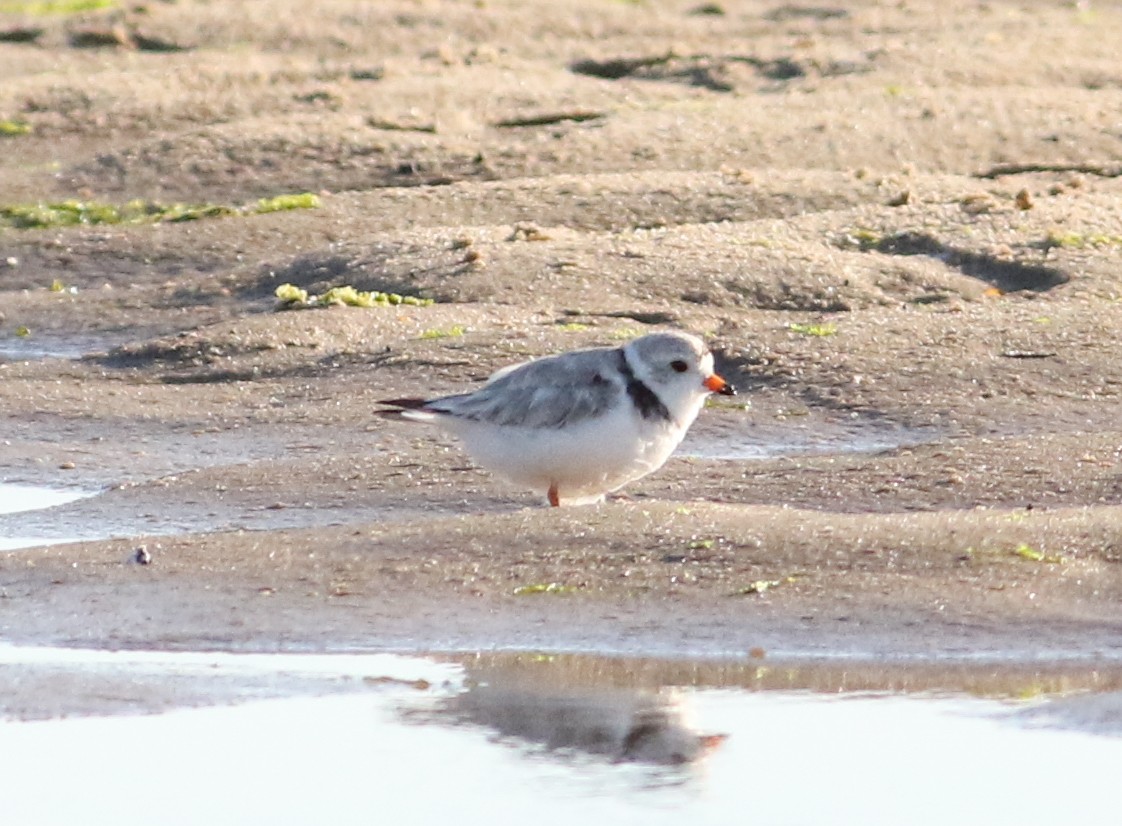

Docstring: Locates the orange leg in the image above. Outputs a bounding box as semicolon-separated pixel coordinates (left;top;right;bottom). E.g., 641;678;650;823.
548;483;560;507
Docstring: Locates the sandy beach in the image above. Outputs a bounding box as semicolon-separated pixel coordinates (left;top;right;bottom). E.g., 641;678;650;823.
2;0;1122;677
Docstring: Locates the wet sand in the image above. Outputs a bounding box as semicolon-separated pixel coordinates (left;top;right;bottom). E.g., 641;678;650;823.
3;0;1122;686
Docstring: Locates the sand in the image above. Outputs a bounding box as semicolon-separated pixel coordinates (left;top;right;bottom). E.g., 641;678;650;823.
2;0;1122;669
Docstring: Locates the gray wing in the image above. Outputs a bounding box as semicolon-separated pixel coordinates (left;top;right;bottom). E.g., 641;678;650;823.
425;348;625;429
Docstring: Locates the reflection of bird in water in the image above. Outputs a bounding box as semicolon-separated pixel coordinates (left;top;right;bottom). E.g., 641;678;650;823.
1013;689;1122;736
442;680;726;765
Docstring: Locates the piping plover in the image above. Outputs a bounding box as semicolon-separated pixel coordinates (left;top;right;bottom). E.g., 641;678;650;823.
441;680;726;764
380;330;735;506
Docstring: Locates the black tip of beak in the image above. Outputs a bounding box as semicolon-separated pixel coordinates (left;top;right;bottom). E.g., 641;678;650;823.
720;384;737;396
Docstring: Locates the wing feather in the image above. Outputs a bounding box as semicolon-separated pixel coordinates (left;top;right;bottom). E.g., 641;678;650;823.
425;348;625;429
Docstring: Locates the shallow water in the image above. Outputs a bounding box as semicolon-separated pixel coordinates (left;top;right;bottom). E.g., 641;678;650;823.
1;647;1120;825
0;483;97;516
684;413;942;460
0;414;944;552
0;483;99;550
0;333;124;361
0;340;82;361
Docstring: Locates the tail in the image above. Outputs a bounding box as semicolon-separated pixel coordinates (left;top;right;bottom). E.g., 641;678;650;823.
376;397;437;422
378;397;431;410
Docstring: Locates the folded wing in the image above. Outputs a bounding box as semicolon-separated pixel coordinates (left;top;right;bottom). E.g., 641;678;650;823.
426;349;625;429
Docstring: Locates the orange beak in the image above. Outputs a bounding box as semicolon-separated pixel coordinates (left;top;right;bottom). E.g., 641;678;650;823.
699;733;729;753
704;373;737;396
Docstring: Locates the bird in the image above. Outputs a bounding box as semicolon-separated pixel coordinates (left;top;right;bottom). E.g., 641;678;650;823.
379;330;736;506
442;679;727;765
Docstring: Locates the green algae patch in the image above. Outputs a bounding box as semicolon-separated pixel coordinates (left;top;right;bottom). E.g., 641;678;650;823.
275;283;434;310
734;579;782;595
0;0;116;14
788;322;837;337
962;544;1066;565
733;574;802;596
256;193;321;213
48;278;77;294
836;227;883;251
274;284;310;305
0;193;319;230
1011;543;1065;564
321;285;388;308
513;582;575;596
0;120;32;137
1044;230;1122;249
162;204;237;222
419;325;465;339
0;200;130;228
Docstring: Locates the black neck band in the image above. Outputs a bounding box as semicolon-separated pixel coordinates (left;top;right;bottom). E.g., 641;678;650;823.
617;348;673;423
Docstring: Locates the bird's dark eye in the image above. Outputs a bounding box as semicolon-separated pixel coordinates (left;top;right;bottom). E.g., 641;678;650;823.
670;360;689;373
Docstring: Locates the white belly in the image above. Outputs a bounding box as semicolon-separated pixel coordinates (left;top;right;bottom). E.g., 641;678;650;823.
448;403;684;502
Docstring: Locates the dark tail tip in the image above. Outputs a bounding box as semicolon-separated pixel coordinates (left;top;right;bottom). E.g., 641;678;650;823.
378;398;430;410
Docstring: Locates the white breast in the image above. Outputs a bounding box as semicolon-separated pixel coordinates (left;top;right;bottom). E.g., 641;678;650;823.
446;400;688;502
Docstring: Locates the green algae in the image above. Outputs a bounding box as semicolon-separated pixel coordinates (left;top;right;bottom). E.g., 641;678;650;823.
0;193;319;230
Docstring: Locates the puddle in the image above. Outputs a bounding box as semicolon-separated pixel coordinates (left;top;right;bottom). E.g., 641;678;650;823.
0;429;314;550
684;413;942;460
0;483;101;550
0;410;945;552
1;648;1121;824
0;333;127;361
0;486;379;552
0;483;97;516
0;535;91;550
0;645;460;718
0;340;81;361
